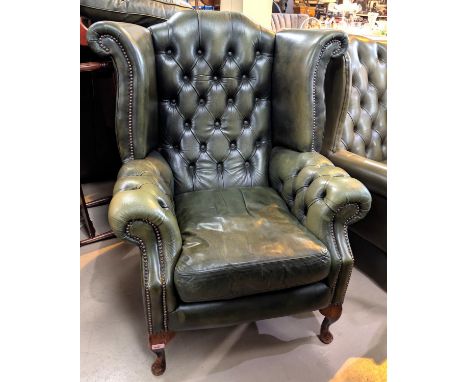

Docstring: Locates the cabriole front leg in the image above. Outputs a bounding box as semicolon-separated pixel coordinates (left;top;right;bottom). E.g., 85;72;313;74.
318;305;342;344
149;331;175;376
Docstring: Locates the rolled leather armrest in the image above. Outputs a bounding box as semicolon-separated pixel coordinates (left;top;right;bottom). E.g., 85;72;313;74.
270;147;371;231
110;151;176;234
269;147;371;304
109;151;182;332
326;149;387;197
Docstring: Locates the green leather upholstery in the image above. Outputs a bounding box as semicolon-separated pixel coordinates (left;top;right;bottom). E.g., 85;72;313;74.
88;12;371;337
351;192;386;252
81;0;194;27
269;148;371;304
321;35;387;287
174;186;330;303
81;0;193;184
87;21;159;162
328;149;386;197
169;283;332;331
322;35;387;198
272;30;348;153
339;36;387;162
151;11;275;194
109;151;182;332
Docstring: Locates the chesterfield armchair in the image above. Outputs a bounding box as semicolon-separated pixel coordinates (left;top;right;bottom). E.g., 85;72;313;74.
321;35;386;288
88;12;371;376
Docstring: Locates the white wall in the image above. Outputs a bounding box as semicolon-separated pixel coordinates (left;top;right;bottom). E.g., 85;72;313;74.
220;0;273;30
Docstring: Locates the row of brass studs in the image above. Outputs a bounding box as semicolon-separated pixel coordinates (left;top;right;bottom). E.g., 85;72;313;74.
125;223;154;334
328;202;360;304
98;35;135;160
341;205;362;302
311;39;342;152
125;219;168;332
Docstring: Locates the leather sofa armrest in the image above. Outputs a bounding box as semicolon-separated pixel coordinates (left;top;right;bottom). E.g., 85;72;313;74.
327;149;387;197
109;151;182;333
269;147;371;304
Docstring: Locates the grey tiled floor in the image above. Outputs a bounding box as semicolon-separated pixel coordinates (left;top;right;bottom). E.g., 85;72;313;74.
80;184;386;382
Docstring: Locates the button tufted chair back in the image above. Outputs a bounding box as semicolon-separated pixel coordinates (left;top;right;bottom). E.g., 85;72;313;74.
149;12;275;194
339;36;387;162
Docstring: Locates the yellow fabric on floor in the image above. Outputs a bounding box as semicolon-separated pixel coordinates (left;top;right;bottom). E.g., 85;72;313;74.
330;358;387;382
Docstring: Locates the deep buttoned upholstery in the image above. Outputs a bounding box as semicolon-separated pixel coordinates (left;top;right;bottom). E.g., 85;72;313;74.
88;13;371;367
339;36;387;162
151;12;274;193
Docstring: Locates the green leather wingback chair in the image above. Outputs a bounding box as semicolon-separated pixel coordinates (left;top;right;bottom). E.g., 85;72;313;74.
88;11;371;376
321;35;387;289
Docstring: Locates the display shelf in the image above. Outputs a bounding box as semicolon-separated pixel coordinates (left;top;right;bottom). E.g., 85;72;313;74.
356;13;387;18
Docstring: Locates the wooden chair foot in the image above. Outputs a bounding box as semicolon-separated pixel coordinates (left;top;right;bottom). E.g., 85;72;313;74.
151;349;166;376
149;331;175;377
318;305;342;344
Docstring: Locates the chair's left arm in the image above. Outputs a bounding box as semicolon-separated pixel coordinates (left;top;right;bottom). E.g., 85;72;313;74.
270;147;371;305
109;151;182;333
270;29;371;304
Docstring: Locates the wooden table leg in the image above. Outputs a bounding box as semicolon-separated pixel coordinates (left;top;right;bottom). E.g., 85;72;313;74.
80;185;95;239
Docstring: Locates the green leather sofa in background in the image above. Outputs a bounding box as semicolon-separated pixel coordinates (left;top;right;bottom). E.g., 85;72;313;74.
88;11;372;376
81;0;194;26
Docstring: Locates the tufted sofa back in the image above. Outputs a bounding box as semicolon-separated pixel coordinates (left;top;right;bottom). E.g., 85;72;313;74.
270;13;309;32
149;12;275;194
339;36;387;162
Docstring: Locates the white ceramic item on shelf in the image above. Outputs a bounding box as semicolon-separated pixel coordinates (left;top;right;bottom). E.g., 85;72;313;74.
367;12;378;28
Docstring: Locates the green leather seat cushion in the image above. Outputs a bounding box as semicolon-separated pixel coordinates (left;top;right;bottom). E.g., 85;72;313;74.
174;186;331;303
